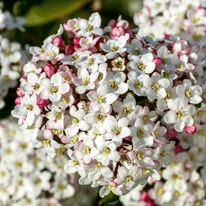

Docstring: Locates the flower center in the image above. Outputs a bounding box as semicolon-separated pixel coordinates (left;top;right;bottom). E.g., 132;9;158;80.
50;86;58;93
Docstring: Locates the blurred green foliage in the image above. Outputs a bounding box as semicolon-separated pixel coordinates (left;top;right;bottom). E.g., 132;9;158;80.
3;0;143;46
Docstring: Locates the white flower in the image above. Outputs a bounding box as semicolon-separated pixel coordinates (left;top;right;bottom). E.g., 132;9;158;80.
73;68;98;94
95;138;120;166
127;71;148;96
87;85;118;113
40;73;70;102
105;116;131;146
176;79;202;104
102;71;128;95
51;174;75;199
0;37;21;66
127;53;155;74
100;35;128;59
144;72;171;101
164;97;196;132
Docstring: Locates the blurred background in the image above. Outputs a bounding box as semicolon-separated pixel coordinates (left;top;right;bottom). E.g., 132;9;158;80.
3;0;143;46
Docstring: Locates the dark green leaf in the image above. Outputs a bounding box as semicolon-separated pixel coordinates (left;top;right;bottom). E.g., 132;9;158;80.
98;192;120;206
25;0;89;27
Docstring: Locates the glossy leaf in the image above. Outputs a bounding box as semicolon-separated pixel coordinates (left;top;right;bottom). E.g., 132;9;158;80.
98;192;121;206
25;0;89;26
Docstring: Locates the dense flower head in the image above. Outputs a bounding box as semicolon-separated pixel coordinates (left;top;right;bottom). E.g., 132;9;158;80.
0;118;75;205
134;0;206;59
120;141;206;206
0;2;28;109
11;11;206;197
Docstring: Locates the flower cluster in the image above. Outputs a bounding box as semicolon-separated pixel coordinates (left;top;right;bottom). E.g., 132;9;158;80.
134;0;206;55
0;118;75;206
0;1;28;109
12;12;205;197
120;142;206;206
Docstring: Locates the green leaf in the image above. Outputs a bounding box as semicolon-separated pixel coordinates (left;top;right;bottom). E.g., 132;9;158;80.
98;192;120;206
25;0;89;27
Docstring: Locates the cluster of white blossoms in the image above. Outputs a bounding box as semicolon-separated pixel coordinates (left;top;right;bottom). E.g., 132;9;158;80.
12;11;206;198
134;0;206;55
120;143;206;206
0;1;27;109
0;118;75;206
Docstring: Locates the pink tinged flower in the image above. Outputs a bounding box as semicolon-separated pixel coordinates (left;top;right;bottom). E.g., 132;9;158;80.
87;85;118;114
164;97;196;132
63;18;79;38
73;68;98;94
43;64;55;77
150;121;168;144
112;26;127;39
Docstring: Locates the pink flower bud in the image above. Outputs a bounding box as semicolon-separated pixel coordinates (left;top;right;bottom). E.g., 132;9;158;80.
146;200;154;206
175;145;183;153
153;57;162;67
112;26;126;38
44;64;55;77
108;19;117;27
16;87;24;97
164;33;170;40
184;125;196;134
140;192;148;201
165;128;177;139
52;36;65;49
65;45;74;55
15;97;21;105
73;37;80;45
37;99;49;107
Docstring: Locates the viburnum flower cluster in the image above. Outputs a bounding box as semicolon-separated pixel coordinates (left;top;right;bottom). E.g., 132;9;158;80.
0;1;27;109
0;118;75;206
120;141;206;206
12;11;206;198
134;0;206;55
